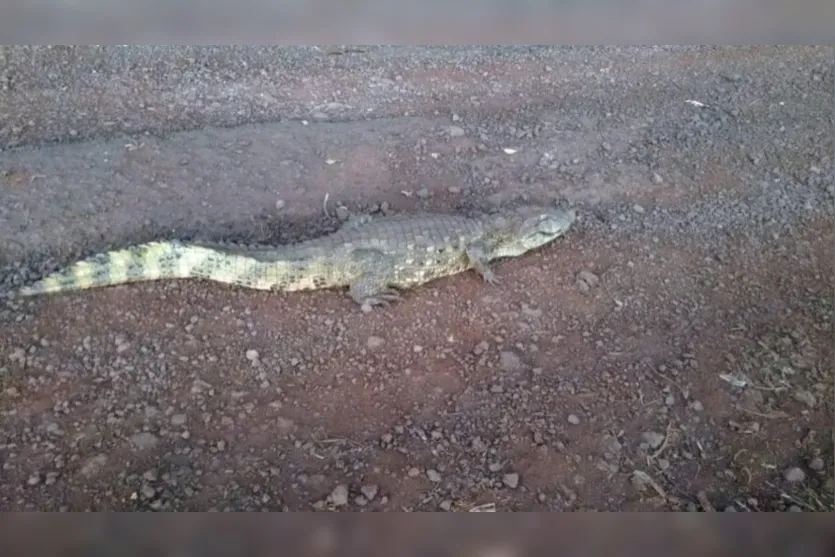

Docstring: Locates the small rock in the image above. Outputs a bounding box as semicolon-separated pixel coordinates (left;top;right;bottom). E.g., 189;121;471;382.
632;204;645;214
499;350;523;372
652;172;664;183
473;341;490;355
426;469;442;482
27;474;41;486
170;413;187;427
448;125;466;138
245;349;260;362
335;205;351;221
447;186;461;194
439;500;452;511
665;394;676;406
141;484;156;499
416;187;430;199
689;400;704;412
451;113;461;122
407;467;420;478
794;390;817;408
503;473;520;489
808;457;825;472
784;467;806;483
330;484;349;507
130;432;159;451
567;414;581;425
642;431;665;449
471;436;488;452
601;434;623;461
360;484;378;500
80;454;108;478
366;336;385;349
577;270;600;289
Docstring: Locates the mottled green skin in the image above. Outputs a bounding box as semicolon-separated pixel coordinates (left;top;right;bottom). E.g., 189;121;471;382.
17;205;577;308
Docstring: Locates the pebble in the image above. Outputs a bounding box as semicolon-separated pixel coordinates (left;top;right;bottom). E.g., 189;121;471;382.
502;473;520;489
407;467;420;478
689;400;704;412
499;350;523;372
80;454;108;478
416;187;431;199
130;432;159;451
27;473;41;486
642;431;665;449
567;414;581;425
578;270;600;288
793;390;817;408
335;206;351;221
426;469;442;482
471;437;488;452
245;349;259;362
366;336;385;349
141;485;156;499
330;484;349;507
808;457;824;472
783;466;806;483
448;126;466;138
632;204;645;214
360;484;378;500
170;413;187;426
473;341;490;355
601;435;623;459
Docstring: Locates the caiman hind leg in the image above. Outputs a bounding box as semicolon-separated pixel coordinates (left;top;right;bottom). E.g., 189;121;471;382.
346;248;403;310
464;241;500;285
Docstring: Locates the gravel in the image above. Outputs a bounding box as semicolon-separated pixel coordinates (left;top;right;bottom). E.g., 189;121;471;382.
784;467;807;484
0;45;831;516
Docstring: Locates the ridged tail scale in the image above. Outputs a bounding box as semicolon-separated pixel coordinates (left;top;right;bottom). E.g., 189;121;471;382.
16;241;290;296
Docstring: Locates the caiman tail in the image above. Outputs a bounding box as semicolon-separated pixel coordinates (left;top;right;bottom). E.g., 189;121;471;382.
16;241;284;297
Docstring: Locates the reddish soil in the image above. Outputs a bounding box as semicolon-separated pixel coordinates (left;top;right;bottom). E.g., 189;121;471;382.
0;46;832;516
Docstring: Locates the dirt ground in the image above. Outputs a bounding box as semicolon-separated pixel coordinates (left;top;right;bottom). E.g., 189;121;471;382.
0;46;833;513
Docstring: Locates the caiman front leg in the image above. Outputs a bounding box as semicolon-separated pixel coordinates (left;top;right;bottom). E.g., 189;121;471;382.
465;241;500;285
346;248;402;311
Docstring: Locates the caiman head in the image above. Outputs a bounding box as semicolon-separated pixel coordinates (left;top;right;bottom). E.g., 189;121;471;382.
487;205;577;259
